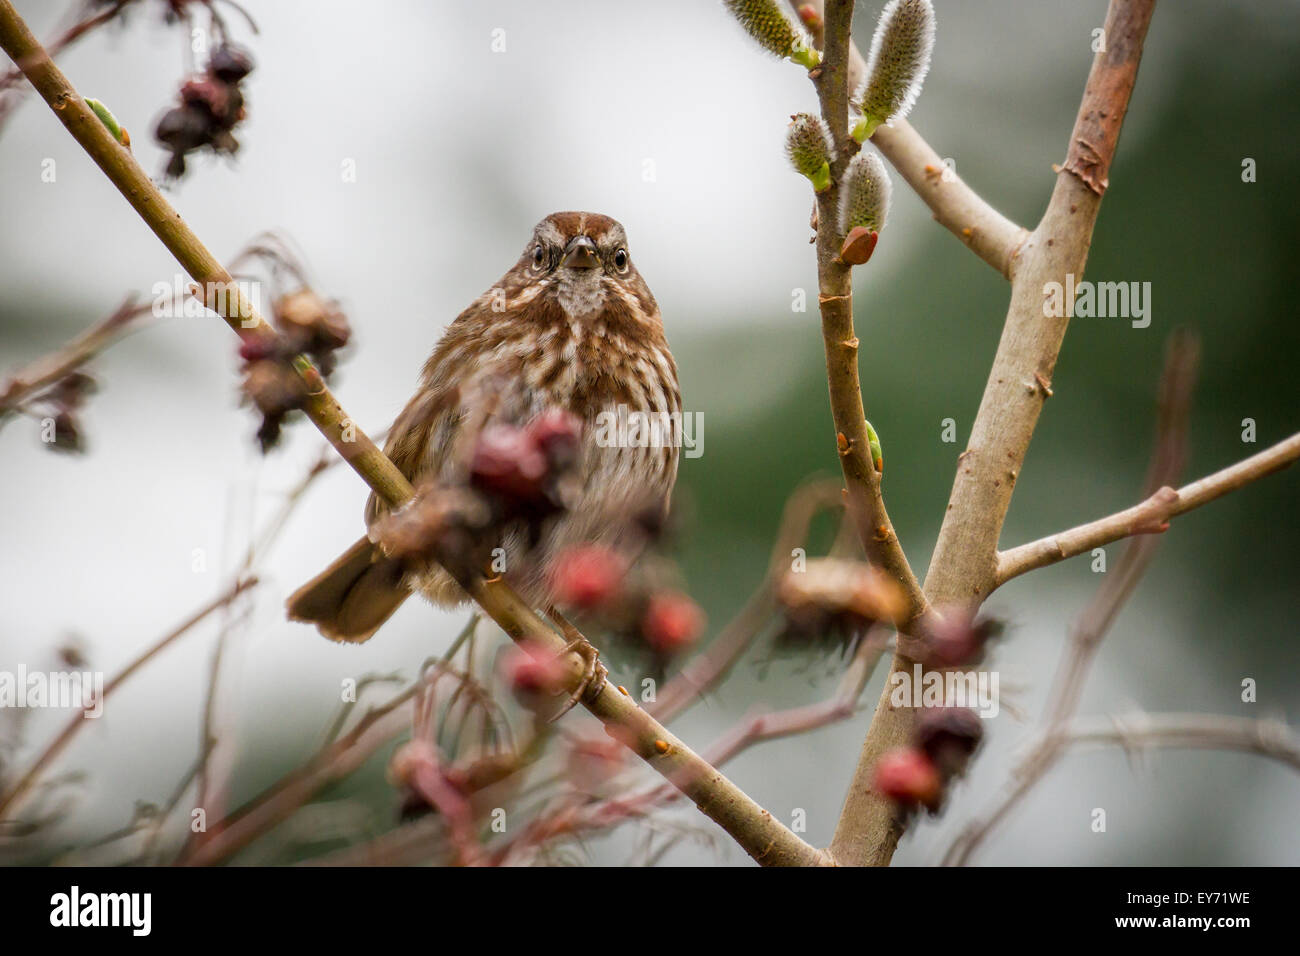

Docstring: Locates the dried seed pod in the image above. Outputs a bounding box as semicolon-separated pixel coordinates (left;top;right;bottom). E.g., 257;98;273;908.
723;0;821;68
469;424;552;504
209;44;255;84
920;610;1005;668
777;557;908;625
839;149;892;236
785;113;834;192
853;0;936;141
915;707;984;779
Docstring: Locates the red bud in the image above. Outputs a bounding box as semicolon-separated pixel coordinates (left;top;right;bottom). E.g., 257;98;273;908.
641;592;705;654
873;747;942;811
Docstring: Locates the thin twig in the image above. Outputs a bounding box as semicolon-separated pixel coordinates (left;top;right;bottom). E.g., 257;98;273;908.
0;576;258;822
0;296;152;421
996;431;1300;587
806;0;930;628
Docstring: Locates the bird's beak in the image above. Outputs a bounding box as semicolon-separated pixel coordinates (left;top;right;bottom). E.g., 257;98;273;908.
561;236;600;270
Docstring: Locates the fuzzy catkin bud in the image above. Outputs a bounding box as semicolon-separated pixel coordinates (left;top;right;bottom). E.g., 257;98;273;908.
839;150;892;235
785;113;834;192
723;0;820;68
853;0;935;141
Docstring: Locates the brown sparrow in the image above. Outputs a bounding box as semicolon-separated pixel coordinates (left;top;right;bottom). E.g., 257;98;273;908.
286;212;681;647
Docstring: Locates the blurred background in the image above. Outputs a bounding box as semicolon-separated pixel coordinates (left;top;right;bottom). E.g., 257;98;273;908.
1;0;1297;865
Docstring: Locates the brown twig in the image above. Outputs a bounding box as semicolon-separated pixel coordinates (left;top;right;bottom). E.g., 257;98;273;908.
996;430;1300;587
0;295;152;421
805;0;930;630
0;576;257;822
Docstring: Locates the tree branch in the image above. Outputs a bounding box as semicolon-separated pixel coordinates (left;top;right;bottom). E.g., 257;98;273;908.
996;431;1300;587
0;295;152;421
1064;713;1300;772
830;0;1159;867
0;0;826;867
944;339;1190;866
808;0;930;629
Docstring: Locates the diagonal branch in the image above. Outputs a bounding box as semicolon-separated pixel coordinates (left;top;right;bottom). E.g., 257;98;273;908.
996;431;1300;587
0;0;826;867
0;295;153;421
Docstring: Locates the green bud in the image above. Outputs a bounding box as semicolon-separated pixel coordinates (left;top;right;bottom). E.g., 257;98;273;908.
785;113;834;192
723;0;821;69
852;0;935;142
838;150;892;235
86;97;130;148
865;420;883;474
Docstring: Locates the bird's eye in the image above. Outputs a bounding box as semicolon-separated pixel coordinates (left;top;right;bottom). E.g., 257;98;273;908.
613;248;629;273
532;245;545;269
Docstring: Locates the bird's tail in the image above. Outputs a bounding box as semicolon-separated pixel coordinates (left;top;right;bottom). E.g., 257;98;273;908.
286;535;410;643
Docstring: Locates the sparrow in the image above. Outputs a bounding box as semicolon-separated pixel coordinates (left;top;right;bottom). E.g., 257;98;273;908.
286;212;681;655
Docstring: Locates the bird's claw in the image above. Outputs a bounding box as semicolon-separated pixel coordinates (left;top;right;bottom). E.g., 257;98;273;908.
548;637;608;722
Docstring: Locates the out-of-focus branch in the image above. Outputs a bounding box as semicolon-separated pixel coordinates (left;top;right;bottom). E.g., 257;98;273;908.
944;714;1300;867
478;627;892;867
831;0;1158;868
788;0;1029;278
649;478;843;723
0;296;152;421
996;431;1300;587
944;333;1193;866
0;0;825;866
179;685;419;866
0;576;258;823
1063;713;1300;772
